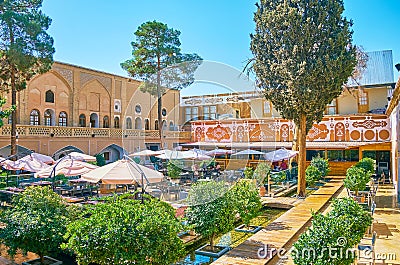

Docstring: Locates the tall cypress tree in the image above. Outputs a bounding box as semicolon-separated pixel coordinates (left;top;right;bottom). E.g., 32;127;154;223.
0;0;55;156
250;0;357;196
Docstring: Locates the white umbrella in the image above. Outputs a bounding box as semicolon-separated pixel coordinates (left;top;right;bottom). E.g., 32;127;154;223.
264;148;298;162
35;158;98;178
28;153;55;164
156;150;190;160
231;149;265;156
8;156;50;172
64;152;97;162
130;149;165;157
81;159;165;185
206;148;234;156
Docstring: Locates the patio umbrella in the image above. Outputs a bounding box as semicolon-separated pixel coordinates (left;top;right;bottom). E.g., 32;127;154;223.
130;149;165;156
34;158;98;178
28;153;55;164
8;155;50;172
81;159;165;185
264;148;298;162
231;149;265;156
156;150;190;160
65;152;97;162
205;148;234;156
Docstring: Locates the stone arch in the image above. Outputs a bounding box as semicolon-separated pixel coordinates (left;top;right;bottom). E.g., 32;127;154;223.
44;109;56;126
29;70;73;94
52;145;84;160
134;117;142;129
99;144;125;162
90;113;99;128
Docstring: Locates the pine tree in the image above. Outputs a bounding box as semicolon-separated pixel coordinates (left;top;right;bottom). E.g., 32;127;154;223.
0;0;55;155
250;0;357;196
121;21;201;147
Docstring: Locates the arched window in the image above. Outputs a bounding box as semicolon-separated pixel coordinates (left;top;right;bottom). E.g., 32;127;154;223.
79;114;86;127
169;121;174;131
154;120;159;130
114;116;120;128
45;90;54;103
103;116;109;128
134;117;141;129
58;112;67;127
145;119;150;130
30;109;40;125
44;110;52;126
162;120;167;130
8;115;12;125
126;117;132;129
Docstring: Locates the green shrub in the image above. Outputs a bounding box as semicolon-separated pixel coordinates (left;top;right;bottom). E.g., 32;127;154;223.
95;153;106;166
305;165;321;187
63;197;184;265
186;180;234;249
293;198;372;265
0;186;71;263
310;155;329;177
355;157;375;175
230;179;262;227
243;167;254;179
271;170;286;184
167;160;183;179
344;166;370;195
253;162;270;186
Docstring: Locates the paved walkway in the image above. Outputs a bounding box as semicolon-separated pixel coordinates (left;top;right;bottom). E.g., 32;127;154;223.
277;184;400;265
211;178;344;265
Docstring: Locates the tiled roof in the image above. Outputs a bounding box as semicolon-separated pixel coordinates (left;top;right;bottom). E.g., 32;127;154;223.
348;50;394;87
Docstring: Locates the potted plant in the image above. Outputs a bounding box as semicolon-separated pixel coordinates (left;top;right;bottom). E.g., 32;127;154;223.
253;162;271;196
310;155;330;180
167;160;183;182
0;186;70;265
305;165;322;189
232;180;262;233
186;180;233;257
271;170;286;187
355;157;376;176
344;165;370;196
243;166;254;179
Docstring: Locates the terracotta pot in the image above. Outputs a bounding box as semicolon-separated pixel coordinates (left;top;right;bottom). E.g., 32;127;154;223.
259;186;266;196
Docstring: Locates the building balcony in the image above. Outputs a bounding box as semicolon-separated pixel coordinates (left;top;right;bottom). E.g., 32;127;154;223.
0;125;191;142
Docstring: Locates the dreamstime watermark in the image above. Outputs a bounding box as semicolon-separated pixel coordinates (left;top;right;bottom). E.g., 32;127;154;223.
257;237;396;261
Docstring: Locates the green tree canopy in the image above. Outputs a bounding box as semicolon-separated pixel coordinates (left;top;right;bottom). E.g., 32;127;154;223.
186;180;235;249
0;186;70;264
230;179;262;227
250;0;357;196
293;198;372;265
121;20;202;141
0;0;55;155
63;197;184;265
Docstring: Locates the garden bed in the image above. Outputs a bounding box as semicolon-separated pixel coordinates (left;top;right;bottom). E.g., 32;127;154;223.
195;244;230;258
22;256;62;265
234;224;262;233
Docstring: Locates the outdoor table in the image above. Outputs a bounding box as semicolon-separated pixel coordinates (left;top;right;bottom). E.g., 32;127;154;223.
68;178;87;185
6;187;24;192
54;186;73;196
31;181;52;186
62;196;85;203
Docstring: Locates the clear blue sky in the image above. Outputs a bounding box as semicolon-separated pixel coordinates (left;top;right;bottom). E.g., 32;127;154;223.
42;0;400;95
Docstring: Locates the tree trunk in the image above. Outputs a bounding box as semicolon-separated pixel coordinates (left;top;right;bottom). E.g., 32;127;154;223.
297;114;307;197
210;233;215;250
10;68;17;157
157;56;163;149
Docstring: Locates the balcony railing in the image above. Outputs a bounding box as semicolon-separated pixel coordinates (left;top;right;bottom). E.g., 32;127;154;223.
0;125;191;140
